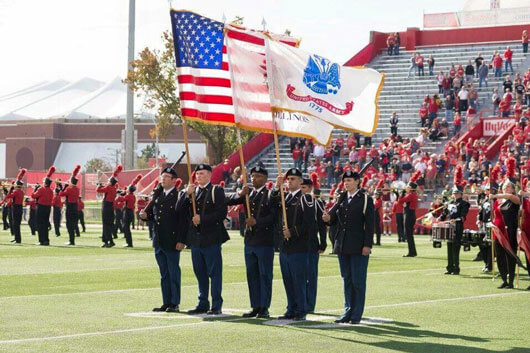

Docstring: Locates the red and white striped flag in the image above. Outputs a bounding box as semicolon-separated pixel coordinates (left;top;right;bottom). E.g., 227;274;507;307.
170;10;334;145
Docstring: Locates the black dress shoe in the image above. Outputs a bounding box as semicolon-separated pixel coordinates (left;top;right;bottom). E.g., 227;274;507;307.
292;314;306;321
10;239;16;243
101;243;109;248
187;308;208;315
166;305;179;313
242;308;260;318
452;271;460;275
207;309;222;315
153;304;169;312
108;242;115;248
444;271;453;275
64;242;74;246
349;319;361;325
334;317;350;324
526;285;530;291
498;282;509;289
505;283;514;289
278;313;294;320
256;309;270;319
123;244;133;248
403;254;414;257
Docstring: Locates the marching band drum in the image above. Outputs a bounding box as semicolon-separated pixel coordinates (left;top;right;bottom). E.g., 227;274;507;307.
431;221;455;248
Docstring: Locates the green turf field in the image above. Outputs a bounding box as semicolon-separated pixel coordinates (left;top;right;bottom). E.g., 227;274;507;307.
0;226;529;353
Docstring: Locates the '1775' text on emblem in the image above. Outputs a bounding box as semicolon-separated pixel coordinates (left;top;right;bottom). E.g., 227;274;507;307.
286;55;353;115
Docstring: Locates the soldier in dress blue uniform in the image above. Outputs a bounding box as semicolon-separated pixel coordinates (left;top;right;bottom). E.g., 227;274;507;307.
302;178;327;314
323;170;374;324
226;166;279;319
276;168;316;321
139;167;189;313
184;164;229;315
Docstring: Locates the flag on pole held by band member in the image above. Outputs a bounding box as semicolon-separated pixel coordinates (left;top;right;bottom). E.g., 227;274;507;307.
265;38;385;136
169;9;335;145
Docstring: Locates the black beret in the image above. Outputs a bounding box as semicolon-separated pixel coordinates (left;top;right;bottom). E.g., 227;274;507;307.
250;166;268;176
452;185;463;193
342;170;360;180
195;164;212;172
109;176;118;185
161;167;177;177
15;180;24;186
408;181;417;189
313;189;321;196
285;168;302;178
301;178;313;186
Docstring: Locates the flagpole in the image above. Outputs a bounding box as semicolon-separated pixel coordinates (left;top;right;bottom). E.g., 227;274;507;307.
236;128;252;220
516;249;520;288
490;166;495;281
272;113;288;231
182;119;197;216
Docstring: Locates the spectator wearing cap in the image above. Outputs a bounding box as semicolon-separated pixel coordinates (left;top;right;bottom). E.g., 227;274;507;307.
184;163;228;315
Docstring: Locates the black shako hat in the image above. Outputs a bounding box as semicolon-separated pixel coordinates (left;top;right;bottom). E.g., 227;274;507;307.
285;168;302;178
161;167;178;178
250;166;268;176
195;164;212;172
301;178;313;186
342;170;360;180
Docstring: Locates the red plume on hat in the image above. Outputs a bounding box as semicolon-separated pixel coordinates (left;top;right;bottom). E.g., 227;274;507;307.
72;165;81;178
152;180;159;189
112;165;123;178
361;175;369;188
410;170;422;183
266;181;273;190
505;157;516;179
46;166;56;178
16;168;26;181
175;178;182;188
491;165;501;184
337;181;344;190
219;180;226;188
329;185;337;195
453;165;463;186
131;174;142;187
191;171;197;185
376;178;385;190
523;177;529;191
310;172;319;189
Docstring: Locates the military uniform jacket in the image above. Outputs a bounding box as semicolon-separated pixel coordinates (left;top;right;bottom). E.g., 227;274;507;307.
328;190;374;255
310;198;327;252
280;190;316;254
226;186;279;247
184;183;229;247
146;188;189;251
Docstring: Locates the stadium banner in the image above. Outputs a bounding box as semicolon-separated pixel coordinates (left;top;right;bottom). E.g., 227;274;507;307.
265;38;384;136
425;7;530;28
482;118;516;137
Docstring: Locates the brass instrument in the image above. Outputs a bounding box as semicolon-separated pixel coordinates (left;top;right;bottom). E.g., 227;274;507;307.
55;178;70;186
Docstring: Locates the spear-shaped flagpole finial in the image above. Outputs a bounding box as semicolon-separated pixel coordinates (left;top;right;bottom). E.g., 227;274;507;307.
261;17;267;31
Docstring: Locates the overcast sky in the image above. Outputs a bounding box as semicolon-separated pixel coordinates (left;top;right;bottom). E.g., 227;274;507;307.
0;0;466;96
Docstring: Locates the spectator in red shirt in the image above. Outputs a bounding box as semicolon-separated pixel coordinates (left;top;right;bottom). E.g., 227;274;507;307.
292;144;302;169
419;102;429;127
346;133;356;151
493;53;503;77
454;112;462;136
504;46;513;74
499;99;511;117
386;33;395;56
415;53;424;76
357;145;367;166
428;98;438;128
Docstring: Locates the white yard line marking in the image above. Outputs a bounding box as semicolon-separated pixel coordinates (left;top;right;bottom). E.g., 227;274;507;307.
0;292;527;344
320;291;530;313
0;266;482;300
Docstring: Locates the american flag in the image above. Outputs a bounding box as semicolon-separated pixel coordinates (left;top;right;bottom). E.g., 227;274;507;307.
170;10;335;145
170;10;297;126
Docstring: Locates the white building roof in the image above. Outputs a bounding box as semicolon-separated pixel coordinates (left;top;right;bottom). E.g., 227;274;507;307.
0;77;154;120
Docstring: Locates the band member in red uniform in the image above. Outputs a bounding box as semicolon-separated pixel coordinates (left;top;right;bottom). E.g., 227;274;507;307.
113;189;125;239
116;174;142;247
59;165;81;246
76;197;85;236
399;170;421;257
26;197;37;236
490;180;520;289
6;169;27;244
96;165;122;248
52;186;63;237
136;196;148;230
518;178;530;290
392;191;405;242
31;166;55;246
1;186;11;231
373;179;384;246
